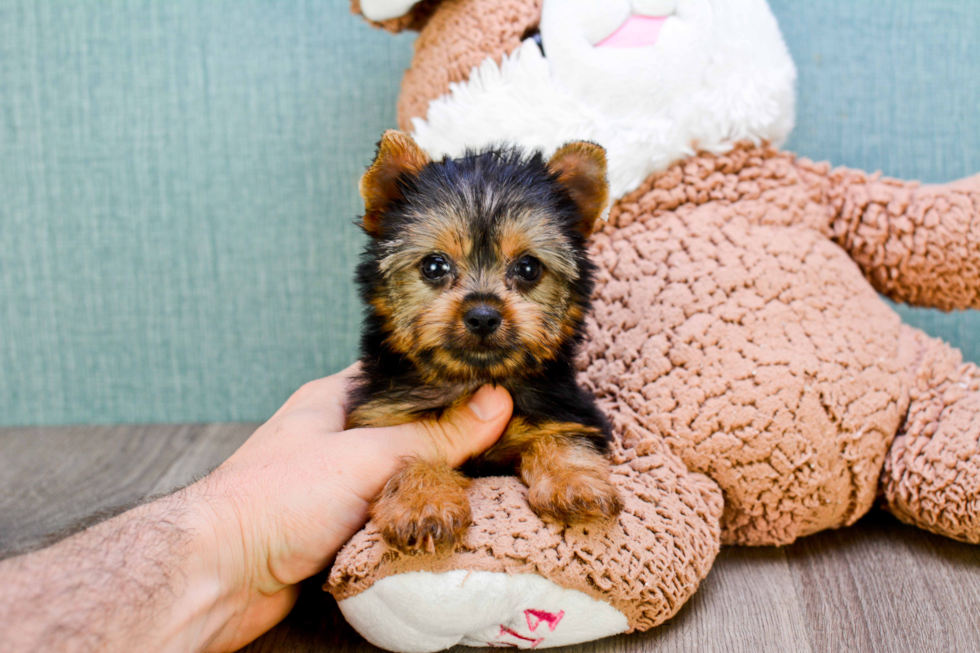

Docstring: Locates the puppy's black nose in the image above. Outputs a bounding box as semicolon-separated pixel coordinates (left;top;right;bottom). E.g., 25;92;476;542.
464;304;502;337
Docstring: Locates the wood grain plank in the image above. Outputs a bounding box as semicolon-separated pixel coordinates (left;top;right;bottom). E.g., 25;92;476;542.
0;424;206;554
579;546;812;653
786;509;980;653
5;424;980;653
896;524;980;652
146;423;256;494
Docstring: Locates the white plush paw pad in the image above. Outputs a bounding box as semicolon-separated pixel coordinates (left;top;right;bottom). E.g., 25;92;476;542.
338;570;629;652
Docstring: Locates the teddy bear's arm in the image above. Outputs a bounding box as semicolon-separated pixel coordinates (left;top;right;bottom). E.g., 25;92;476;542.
828;168;980;311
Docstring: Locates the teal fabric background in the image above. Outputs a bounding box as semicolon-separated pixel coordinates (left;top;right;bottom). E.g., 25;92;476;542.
1;1;978;426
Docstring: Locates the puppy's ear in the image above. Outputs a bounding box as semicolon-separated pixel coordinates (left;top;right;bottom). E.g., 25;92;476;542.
547;142;610;237
360;130;431;237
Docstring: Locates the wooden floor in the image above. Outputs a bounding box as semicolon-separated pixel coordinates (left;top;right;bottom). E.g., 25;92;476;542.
3;424;980;653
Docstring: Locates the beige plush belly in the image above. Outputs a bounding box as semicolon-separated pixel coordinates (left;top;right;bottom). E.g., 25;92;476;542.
581;204;914;545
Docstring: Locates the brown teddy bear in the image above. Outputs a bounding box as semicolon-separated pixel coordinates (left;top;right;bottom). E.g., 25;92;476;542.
328;1;980;649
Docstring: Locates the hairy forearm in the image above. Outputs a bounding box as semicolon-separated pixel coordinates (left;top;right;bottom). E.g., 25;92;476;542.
0;429;412;653
0;486;237;653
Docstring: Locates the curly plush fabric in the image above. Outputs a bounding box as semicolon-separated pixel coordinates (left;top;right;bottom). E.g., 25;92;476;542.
881;327;980;543
330;145;980;614
329;431;723;632
581;145;980;545
583;145;915;545
828;171;980;311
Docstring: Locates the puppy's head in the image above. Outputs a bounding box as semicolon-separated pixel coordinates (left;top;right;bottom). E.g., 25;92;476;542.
356;130;608;384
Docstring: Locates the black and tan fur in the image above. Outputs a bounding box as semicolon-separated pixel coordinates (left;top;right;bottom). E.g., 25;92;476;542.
347;130;622;553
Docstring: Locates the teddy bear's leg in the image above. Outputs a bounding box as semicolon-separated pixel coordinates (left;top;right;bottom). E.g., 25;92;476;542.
881;326;980;543
327;433;723;651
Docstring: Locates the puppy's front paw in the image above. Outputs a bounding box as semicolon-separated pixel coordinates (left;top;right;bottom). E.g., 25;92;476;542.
527;467;623;526
370;459;472;554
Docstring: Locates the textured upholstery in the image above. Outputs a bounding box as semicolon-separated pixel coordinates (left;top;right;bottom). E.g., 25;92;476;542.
1;0;978;425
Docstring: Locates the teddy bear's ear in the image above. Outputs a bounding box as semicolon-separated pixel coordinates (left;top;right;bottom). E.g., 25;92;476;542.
351;0;441;33
547;142;610;237
359;130;431;237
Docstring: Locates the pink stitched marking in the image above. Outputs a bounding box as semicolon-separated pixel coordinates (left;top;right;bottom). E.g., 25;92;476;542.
525;609;565;632
497;625;544;648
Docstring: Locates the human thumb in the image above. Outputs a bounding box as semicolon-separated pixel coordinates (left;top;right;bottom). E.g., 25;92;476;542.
379;385;513;467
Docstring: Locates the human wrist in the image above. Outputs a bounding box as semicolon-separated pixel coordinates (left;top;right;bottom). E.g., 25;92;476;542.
141;484;248;653
178;462;311;651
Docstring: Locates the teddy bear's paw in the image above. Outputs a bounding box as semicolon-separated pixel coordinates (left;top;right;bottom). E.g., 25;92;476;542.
371;459;472;554
526;467;623;526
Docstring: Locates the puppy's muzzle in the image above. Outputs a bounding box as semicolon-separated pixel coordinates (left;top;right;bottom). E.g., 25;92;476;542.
464;304;502;337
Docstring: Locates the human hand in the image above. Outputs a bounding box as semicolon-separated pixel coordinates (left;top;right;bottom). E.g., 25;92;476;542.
195;364;513;651
0;365;512;653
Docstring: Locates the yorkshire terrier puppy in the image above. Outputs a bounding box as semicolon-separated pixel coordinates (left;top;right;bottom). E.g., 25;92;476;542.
347;130;622;554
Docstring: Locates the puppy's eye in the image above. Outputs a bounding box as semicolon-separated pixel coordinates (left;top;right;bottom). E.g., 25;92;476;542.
420;254;452;281
513;255;542;283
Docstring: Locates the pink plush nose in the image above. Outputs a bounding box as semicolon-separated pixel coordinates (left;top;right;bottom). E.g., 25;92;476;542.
595;15;668;49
